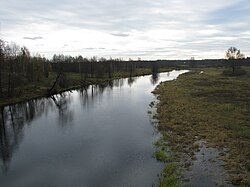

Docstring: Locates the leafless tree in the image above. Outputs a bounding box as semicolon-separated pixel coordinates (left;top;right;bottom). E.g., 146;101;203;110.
0;39;4;97
225;47;245;75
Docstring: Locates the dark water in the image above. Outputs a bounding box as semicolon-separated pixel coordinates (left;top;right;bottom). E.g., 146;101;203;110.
0;70;187;187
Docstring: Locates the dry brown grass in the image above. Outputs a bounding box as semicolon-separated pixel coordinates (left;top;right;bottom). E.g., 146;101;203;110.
153;67;250;186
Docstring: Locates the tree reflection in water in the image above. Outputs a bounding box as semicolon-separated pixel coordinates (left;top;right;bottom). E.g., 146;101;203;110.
0;99;54;173
150;73;159;85
0;76;141;174
0;92;74;173
128;76;137;87
78;78;128;108
50;92;73;128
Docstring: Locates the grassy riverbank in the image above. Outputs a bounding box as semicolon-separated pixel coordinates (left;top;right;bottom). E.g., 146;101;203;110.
0;68;171;106
153;67;250;186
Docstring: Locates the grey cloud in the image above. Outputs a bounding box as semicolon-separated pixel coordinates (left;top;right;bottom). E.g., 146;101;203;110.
36;44;44;46
1;0;250;59
83;47;106;50
83;48;95;50
23;36;43;40
1;0;187;32
2;0;246;35
206;1;250;25
111;33;130;37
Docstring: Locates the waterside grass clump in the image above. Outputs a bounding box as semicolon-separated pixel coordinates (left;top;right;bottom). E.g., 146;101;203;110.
153;67;250;186
154;136;181;187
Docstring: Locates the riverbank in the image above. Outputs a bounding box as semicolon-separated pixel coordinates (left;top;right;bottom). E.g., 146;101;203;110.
0;68;171;107
153;67;250;186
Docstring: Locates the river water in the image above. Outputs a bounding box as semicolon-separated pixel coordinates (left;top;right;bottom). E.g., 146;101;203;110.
0;70;187;187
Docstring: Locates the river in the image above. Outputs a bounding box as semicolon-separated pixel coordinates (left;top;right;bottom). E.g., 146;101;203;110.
0;70;187;187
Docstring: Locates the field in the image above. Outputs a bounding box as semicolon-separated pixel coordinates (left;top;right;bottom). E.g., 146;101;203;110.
153;67;250;186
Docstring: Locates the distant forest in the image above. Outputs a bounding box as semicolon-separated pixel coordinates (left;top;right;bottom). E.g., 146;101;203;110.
0;39;250;99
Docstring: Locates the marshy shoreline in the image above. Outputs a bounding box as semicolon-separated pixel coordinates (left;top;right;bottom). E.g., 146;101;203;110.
152;67;250;186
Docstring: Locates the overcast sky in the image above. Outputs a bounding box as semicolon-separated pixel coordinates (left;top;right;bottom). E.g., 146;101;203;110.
0;0;249;60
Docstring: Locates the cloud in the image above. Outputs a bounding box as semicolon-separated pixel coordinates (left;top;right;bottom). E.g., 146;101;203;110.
62;44;69;48
1;0;249;59
82;47;106;50
23;36;43;40
111;33;130;37
83;47;95;50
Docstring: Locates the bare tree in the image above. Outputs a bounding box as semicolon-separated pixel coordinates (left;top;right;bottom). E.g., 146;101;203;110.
225;47;245;75
78;55;84;85
6;42;21;96
106;59;113;79
226;47;245;59
0;39;4;97
21;46;30;77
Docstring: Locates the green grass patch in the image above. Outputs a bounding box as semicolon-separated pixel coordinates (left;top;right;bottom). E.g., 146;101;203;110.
159;163;181;187
155;149;174;163
154;136;181;186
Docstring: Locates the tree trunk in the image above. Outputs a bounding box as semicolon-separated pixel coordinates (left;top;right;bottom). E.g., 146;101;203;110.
79;61;83;85
230;59;236;75
47;72;62;96
0;41;3;97
8;60;14;97
0;51;2;97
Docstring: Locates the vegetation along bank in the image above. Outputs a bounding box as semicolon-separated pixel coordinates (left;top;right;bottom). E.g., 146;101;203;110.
1;40;250;107
153;67;250;186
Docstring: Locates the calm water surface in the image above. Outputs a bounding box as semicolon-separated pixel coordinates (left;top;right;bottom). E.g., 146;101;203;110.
0;70;187;187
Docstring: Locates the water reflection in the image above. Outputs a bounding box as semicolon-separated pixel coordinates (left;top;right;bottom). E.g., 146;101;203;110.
0;94;75;171
0;77;134;172
150;73;159;85
0;70;189;187
50;92;73;128
113;78;124;88
0;72;166;175
128;76;137;87
0;99;54;173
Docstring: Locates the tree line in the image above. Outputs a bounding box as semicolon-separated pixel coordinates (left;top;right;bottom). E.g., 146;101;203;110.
0;39;50;98
0;40;161;99
1;39;250;99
